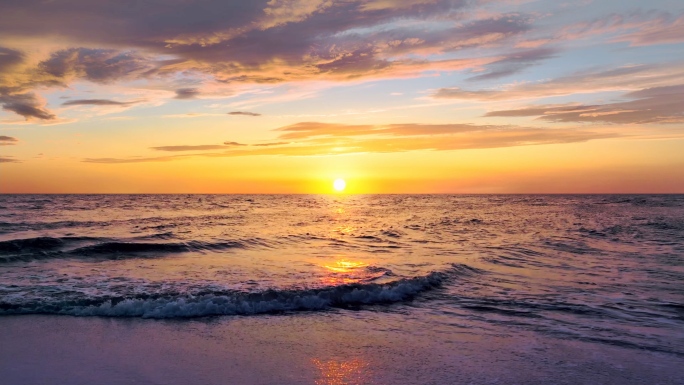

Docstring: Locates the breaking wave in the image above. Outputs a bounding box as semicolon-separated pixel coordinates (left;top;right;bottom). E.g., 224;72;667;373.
0;265;480;318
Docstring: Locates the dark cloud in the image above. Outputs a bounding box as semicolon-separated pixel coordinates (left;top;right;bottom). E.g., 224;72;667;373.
228;111;261;116
0;47;24;72
38;48;152;85
223;141;247;146
0;0;535;119
0;135;18;145
0;156;20;163
485;85;684;124
0;92;55;120
0;47;150;119
174;88;200;99
468;48;557;81
62;99;137;106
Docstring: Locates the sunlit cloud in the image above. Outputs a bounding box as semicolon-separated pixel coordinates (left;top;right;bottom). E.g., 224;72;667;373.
0;0;535;120
84;121;618;163
433;63;684;101
151;145;230;152
558;11;684;46
485;85;684;124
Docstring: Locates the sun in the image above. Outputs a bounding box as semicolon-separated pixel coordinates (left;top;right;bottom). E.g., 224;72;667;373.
333;178;346;192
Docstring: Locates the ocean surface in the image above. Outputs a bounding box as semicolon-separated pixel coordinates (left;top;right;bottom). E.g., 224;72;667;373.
1;194;684;383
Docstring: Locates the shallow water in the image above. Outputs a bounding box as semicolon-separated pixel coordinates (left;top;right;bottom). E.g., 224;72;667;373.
1;194;683;358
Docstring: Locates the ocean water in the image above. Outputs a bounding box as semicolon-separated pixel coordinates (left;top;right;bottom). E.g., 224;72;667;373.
1;194;684;379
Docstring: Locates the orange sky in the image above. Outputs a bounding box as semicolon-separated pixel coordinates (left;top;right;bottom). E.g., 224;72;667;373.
1;0;683;193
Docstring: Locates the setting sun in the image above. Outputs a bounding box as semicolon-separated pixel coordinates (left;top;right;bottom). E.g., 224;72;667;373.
333;179;346;192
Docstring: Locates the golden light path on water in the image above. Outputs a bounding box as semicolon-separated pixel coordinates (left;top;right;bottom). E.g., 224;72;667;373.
313;358;370;385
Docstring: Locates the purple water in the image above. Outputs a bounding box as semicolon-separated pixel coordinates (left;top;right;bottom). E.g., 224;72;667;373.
1;195;683;384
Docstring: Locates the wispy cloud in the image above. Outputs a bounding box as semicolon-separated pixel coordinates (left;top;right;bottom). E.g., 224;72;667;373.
252;141;289;147
151;141;248;151
62;99;139;106
467;48;557;81
559;11;684;46
85;121;618;163
0;135;19;145
228;111;262;116
151;145;230;152
433;63;684;101
485;85;684;124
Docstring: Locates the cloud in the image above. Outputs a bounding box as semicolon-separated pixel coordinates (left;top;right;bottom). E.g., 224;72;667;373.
151;145;230;152
559;11;684;47
0;47;152;120
0;156;20;163
38;48;153;85
84;156;186;164
467;48;557;81
433;63;684;101
0;92;55;120
252;141;289;146
228;111;261;116
0;1;538;119
0;47;23;72
617;14;684;46
0;135;19;145
151;141;247;151
485;84;684;124
85;121;618;163
275;121;514;139
0;1;680;122
62;99;138;106
174;88;200;99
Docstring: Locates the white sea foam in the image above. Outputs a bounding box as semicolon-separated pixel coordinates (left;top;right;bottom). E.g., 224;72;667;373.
0;271;452;318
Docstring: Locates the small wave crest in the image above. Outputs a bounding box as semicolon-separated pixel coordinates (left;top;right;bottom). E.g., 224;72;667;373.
0;236;266;263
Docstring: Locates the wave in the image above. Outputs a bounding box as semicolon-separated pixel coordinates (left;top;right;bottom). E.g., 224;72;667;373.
0;236;103;253
0;264;478;318
0;236;266;263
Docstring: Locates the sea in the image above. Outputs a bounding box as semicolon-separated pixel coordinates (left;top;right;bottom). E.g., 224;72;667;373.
1;194;683;384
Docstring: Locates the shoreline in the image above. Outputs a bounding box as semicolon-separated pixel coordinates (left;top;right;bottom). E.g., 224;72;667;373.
2;312;682;385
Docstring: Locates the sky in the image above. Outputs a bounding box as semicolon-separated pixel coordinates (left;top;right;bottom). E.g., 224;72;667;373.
0;0;683;193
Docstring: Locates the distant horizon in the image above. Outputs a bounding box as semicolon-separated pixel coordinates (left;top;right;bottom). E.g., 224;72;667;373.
2;192;684;195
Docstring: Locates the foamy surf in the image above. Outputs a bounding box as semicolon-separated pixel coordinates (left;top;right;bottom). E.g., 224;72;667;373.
0;265;478;318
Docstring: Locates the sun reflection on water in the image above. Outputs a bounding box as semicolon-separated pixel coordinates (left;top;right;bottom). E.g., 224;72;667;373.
312;358;370;385
320;259;371;285
323;260;368;273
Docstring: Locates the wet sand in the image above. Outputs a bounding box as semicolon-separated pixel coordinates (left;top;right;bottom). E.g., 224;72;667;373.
1;312;682;385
